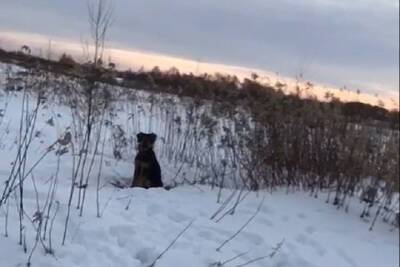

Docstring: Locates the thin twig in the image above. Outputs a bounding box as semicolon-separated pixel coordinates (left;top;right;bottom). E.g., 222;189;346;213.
233;239;284;267
216;196;265;251
148;220;194;267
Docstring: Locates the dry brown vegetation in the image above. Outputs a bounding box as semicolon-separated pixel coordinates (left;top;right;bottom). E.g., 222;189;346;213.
1;46;399;213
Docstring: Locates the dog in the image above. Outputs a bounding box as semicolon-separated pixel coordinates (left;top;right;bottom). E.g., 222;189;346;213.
131;132;163;188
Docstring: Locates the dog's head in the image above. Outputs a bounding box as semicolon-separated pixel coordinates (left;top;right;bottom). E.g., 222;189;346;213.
137;132;157;152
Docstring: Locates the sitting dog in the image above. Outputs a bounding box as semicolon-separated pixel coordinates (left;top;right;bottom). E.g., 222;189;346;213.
131;132;163;188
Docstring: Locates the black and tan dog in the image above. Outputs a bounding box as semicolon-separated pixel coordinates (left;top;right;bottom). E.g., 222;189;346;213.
131;132;163;188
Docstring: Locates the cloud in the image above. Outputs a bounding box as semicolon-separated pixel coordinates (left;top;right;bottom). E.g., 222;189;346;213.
0;0;398;100
1;30;397;110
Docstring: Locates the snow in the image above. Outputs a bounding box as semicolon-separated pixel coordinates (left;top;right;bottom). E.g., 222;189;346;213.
1;183;398;267
0;64;399;267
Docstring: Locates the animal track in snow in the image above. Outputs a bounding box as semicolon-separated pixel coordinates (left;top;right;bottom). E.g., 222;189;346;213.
134;247;158;265
146;203;164;216
109;225;136;247
167;210;191;223
295;233;326;256
281;215;290;222
240;231;264;245
260;205;275;215
297;212;307;219
305;225;317;234
257;216;275;227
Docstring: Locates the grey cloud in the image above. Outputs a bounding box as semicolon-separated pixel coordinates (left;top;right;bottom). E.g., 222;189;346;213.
0;0;398;94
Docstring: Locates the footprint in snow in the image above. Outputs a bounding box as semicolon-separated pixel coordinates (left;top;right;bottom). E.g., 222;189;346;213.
198;230;214;240
260;205;275;215
295;233;326;257
146;203;164;216
109;225;136;247
305;225;316;234
286;241;299;253
135;247;158;265
295;233;308;245
167;210;191;223
241;231;264;245
297;212;307;219
257;216;275;227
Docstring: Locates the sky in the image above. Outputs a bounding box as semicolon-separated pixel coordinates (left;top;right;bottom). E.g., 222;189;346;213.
0;0;398;108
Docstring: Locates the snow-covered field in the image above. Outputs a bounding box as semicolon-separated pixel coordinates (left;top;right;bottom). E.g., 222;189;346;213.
2;183;399;267
0;65;398;267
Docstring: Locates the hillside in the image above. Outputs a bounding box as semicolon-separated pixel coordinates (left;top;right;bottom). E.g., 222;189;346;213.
0;57;399;267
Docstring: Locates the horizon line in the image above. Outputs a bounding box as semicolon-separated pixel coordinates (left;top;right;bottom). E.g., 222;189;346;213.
0;30;398;110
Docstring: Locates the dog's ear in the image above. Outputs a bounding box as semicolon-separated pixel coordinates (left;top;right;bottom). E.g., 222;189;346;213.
137;132;145;143
150;133;157;143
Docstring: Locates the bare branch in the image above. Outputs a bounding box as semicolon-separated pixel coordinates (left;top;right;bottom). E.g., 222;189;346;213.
216;196;265;251
149;220;194;267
